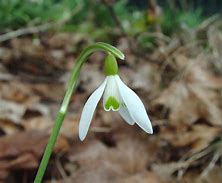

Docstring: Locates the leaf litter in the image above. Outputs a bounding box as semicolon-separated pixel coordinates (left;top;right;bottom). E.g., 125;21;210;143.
1;22;222;183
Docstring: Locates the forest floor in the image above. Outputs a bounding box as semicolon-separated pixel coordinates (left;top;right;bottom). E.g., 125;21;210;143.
0;19;222;183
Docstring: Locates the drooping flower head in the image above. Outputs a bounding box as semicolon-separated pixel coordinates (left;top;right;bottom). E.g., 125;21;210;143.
79;53;153;140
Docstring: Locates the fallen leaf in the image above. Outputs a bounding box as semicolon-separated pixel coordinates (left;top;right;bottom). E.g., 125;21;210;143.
0;130;69;180
154;57;222;126
0;99;26;124
67;123;157;183
79;63;104;94
160;124;221;155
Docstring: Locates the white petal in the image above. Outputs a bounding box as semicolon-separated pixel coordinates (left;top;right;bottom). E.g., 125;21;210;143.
79;78;107;141
119;106;135;125
103;75;121;111
115;76;153;134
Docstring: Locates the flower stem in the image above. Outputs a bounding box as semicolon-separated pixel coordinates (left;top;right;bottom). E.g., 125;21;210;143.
34;42;124;183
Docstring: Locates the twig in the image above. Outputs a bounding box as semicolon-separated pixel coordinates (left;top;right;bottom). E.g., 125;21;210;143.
177;143;217;179
197;14;220;31
0;23;51;42
0;3;83;43
201;151;220;178
55;154;68;180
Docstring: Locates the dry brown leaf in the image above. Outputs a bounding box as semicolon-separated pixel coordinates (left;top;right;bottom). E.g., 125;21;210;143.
23;113;79;140
60;115;79;139
0;47;13;62
45;171;172;183
208;23;222;58
129;63;160;94
22;117;53;132
79;63;104;94
68;140;124;183
182;166;222;183
0;120;21;135
0;153;38;170
47;32;75;49
2;37;65;78
0;81;36;103
0;99;26;124
67;124;157;183
153;162;187;178
154;81;202;125
0;64;13;81
186;62;222;89
0;130;69;179
0;130;69;158
154;58;222;126
160;124;221;155
0;80;49;127
116;171;171;183
31;82;65;101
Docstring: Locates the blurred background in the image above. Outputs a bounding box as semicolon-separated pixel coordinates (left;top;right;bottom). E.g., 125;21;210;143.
0;0;222;182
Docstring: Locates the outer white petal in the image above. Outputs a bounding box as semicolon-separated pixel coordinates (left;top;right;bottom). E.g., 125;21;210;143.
119;106;135;125
79;78;107;141
115;76;153;134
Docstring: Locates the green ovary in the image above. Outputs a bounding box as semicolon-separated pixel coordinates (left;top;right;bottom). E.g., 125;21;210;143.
105;96;120;111
104;53;118;76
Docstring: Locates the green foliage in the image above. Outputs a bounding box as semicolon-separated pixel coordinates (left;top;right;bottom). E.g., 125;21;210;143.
0;0;205;44
60;0;148;40
179;9;203;28
161;8;204;35
0;0;79;30
0;0;146;34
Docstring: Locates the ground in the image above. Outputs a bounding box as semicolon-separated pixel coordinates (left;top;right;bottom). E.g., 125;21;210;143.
0;19;222;183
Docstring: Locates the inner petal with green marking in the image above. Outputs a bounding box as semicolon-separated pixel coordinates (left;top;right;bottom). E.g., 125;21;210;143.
105;96;120;111
103;75;121;111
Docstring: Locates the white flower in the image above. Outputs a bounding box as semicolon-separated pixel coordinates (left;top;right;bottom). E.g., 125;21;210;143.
79;74;153;141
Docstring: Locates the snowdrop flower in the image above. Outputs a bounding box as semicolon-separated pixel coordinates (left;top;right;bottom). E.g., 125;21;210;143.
79;53;153;140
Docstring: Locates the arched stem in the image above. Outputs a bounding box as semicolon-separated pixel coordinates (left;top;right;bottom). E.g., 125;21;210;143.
34;42;124;183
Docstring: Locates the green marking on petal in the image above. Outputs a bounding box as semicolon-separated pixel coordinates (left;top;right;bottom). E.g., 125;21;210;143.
105;96;120;111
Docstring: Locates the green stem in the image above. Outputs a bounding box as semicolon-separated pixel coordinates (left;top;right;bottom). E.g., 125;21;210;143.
34;42;124;183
